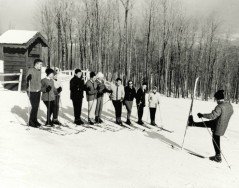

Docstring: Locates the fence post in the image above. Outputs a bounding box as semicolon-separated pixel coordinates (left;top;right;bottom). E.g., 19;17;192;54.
18;69;23;92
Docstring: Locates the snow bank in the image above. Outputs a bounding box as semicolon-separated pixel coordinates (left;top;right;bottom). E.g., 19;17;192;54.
0;78;238;188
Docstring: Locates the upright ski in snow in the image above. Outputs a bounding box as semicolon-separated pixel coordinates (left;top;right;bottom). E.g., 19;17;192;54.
181;77;200;150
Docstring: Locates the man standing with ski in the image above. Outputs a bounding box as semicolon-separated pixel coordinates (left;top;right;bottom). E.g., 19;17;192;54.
95;72;112;124
85;72;98;125
123;80;136;125
110;78;125;125
188;90;234;163
70;69;85;125
136;82;147;125
148;86;160;126
26;59;43;128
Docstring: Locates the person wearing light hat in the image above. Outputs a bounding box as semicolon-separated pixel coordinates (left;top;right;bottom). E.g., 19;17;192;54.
41;68;59;126
188;90;234;163
95;72;112;124
148;86;160;126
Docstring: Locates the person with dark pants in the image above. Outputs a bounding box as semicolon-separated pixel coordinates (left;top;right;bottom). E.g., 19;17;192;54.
110;78;125;125
70;69;85;125
95;72;112;124
53;69;62;125
123;80;136;125
26;59;43;128
136;82;147;125
148;86;160;125
41;68;58;126
188;90;234;163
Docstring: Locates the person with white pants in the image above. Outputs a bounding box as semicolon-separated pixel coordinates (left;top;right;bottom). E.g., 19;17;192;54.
85;72;97;125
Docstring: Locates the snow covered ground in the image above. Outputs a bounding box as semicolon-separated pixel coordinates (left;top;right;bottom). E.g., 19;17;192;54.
0;77;239;188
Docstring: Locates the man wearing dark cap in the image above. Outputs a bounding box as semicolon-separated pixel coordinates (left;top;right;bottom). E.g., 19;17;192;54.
85;71;98;125
188;90;234;163
70;69;85;125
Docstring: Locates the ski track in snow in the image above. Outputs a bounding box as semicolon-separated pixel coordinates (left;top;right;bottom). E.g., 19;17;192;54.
0;79;239;188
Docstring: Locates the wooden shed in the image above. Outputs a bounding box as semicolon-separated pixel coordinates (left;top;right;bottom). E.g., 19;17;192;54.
0;30;48;90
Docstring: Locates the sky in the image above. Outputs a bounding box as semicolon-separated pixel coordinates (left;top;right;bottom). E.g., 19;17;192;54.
0;0;239;35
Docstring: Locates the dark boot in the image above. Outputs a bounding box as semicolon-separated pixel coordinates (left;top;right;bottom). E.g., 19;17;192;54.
89;120;94;125
209;154;222;163
151;121;156;126
45;120;53;127
98;118;103;124
52;119;62;125
95;116;99;123
34;120;41;127
78;119;84;125
188;115;194;127
126;119;131;125
29;121;39;128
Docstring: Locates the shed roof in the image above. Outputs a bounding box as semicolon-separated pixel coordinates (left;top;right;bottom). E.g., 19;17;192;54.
0;30;48;48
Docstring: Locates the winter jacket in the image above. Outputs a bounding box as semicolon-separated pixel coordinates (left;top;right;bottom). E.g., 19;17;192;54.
148;92;160;108
41;78;58;101
70;76;85;100
110;84;125;101
26;67;41;92
96;79;112;98
85;79;98;101
136;87;146;107
124;86;136;101
203;101;234;136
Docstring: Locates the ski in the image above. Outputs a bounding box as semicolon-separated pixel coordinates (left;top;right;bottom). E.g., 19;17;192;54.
181;77;200;149
155;125;174;133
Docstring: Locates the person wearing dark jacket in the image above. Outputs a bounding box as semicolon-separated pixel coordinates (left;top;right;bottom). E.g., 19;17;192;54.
26;59;43;128
70;69;85;125
136;82;147;125
41;68;58;126
85;71;98;125
95;72;112;124
123;80;136;125
188;90;234;163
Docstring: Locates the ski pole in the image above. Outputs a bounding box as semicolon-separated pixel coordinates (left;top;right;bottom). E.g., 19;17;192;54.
200;118;231;170
27;80;31;130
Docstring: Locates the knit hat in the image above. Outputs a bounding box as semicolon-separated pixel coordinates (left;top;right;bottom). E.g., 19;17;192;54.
96;72;104;79
75;69;81;74
90;71;96;78
45;68;54;76
214;90;224;100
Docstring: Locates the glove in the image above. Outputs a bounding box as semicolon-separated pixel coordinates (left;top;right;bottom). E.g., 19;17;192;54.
27;74;32;82
46;85;52;92
197;113;203;118
57;87;62;94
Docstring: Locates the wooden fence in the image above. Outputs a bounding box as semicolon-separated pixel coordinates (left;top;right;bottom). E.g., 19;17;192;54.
0;69;23;92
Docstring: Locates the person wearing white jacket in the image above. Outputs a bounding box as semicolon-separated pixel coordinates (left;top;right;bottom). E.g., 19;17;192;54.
148;86;160;126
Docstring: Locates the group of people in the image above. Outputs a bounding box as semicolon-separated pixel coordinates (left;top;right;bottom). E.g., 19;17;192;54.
26;59;234;163
71;69;160;127
26;59;62;127
26;59;161;128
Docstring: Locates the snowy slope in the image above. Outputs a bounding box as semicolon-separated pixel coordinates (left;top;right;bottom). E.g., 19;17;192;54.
0;77;238;188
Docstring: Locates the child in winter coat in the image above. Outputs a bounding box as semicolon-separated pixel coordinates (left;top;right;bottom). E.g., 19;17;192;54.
148;86;160;126
41;68;59;126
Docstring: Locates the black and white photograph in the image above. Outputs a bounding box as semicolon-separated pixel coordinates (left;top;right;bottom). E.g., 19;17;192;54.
0;0;238;187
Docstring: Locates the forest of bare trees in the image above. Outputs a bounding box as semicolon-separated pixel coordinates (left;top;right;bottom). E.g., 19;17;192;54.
37;0;239;103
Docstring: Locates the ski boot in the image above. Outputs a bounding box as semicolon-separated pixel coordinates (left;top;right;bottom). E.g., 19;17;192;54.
209;154;222;163
188;115;194;127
